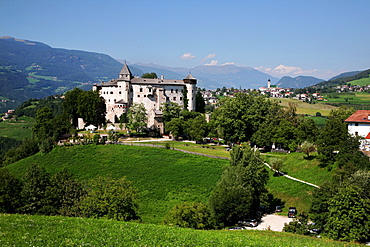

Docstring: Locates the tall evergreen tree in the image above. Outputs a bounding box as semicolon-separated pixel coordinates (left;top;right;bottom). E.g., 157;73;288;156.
208;145;268;226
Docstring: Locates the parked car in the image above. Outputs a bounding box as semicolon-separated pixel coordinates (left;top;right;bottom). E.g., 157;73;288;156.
288;207;297;218
238;219;258;227
228;226;245;230
275;206;282;212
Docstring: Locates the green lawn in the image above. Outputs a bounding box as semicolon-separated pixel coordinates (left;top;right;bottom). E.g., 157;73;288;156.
277;98;336;116
0;214;360;247
7;145;228;224
0;116;35;140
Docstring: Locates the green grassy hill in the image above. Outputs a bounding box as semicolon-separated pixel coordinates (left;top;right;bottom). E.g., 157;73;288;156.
6;144;330;222
7;144;228;223
0;214;360;246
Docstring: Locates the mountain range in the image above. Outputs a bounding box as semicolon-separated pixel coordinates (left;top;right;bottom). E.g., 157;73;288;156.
0;36;365;111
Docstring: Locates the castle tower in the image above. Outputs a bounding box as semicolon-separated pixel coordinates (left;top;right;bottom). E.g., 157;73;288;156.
119;61;132;81
268;79;271;89
183;74;197;111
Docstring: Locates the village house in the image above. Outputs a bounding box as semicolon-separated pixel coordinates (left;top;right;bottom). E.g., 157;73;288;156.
345;110;370;150
92;63;197;134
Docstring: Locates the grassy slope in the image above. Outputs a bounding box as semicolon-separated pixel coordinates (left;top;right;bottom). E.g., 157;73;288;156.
7;145;228;224
276;98;336;116
349;76;370;86
0;116;35;140
7;143;333;221
0;214;360;247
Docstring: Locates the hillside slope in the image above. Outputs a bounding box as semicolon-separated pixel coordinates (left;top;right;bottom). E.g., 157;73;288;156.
7;144;227;223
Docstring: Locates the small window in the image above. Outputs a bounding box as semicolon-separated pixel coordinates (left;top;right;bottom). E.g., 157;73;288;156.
355;123;359;126
175;89;178;93
144;95;147;97
140;88;143;92
355;132;358;136
119;91;122;94
149;88;152;92
171;89;173;93
173;97;176;101
110;91;113;94
138;95;140;97
180;97;183;100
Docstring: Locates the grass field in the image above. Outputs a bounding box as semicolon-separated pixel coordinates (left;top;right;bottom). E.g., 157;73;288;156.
0;116;35;140
276;98;336;116
6;143;334;222
0;214;360;247
349;75;370;86
7;145;228;224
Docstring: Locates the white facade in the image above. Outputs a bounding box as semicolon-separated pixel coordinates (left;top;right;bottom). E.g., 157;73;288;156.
345;110;370;150
92;63;197;134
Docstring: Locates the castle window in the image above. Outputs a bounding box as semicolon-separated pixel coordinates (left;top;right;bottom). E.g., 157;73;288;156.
110;91;113;94
138;95;140;97
181;89;183;93
355;132;358;136
173;97;176;101
140;88;143;92
144;95;147;97
175;89;178;93
148;88;152;92
171;89;173;93
180;97;183;100
119;91;122;94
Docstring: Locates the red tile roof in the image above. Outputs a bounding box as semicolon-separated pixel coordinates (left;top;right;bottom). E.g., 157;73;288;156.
365;132;370;139
344;110;370;123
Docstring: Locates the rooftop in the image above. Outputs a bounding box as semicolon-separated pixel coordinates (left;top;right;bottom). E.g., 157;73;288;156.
344;110;370;123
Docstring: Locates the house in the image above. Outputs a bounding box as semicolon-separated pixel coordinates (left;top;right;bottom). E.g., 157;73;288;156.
344;110;370;150
92;63;197;134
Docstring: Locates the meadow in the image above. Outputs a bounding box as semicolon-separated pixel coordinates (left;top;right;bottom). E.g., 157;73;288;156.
0;214;360;247
0;116;35;140
7;144;228;224
276;98;336;116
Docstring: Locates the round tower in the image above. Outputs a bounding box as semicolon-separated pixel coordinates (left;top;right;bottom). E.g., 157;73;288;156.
183;74;197;111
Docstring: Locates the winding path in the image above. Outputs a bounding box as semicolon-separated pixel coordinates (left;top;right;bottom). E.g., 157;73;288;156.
121;141;320;189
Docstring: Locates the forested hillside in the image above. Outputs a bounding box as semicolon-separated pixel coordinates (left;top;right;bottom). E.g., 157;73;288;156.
0;36;143;111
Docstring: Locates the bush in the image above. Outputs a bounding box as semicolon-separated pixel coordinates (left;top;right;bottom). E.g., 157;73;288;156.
163;202;215;229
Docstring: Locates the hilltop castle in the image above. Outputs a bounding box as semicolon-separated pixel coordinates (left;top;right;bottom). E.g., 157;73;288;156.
92;63;197;134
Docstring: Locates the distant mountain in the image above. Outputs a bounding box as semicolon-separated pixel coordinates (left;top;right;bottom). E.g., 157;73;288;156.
0;36;141;111
329;71;362;81
276;76;324;88
315;69;370;88
130;63;279;89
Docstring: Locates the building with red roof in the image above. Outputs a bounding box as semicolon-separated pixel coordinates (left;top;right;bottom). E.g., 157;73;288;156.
344;110;370;150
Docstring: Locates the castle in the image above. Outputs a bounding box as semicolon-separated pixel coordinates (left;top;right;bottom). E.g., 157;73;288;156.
92;63;197;134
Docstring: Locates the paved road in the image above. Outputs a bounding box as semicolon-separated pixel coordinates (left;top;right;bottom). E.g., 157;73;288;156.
247;214;294;232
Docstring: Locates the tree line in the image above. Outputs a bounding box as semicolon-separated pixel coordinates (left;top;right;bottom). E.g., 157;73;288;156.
0;164;139;221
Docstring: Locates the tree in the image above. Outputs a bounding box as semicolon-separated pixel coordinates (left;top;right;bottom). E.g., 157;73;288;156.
270;157;283;175
63;87;83;128
208;146;269;226
316;106;356;166
19;164;51;214
300;141;315;158
195;91;205;113
77;90;106;128
161;102;181;123
33;106;55;153
186;114;208;142
0;168;22;213
210;92;279;143
325;185;370;242
78;176;140;221
165;118;184;140
141;72;157;79
127;103;147;133
163;202;215;229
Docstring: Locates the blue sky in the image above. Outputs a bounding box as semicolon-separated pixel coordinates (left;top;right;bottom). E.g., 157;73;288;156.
1;0;369;79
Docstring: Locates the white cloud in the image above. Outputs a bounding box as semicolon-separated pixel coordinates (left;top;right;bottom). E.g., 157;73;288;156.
180;52;196;60
255;64;338;80
201;53;217;63
205;60;218;66
221;62;235;66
